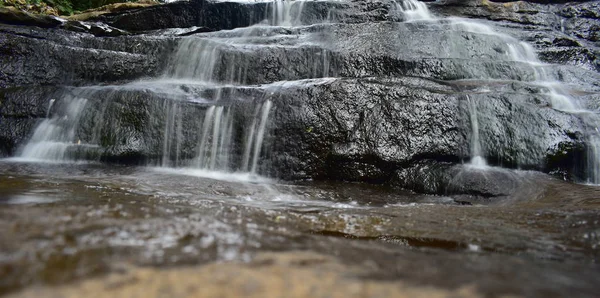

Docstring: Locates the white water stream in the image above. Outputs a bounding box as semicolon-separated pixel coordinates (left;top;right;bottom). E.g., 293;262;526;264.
18;97;92;162
397;0;599;182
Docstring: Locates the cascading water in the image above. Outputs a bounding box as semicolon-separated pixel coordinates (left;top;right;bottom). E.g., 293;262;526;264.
16;27;276;176
393;0;433;21
270;0;305;26
161;101;184;167
46;98;56;118
18;96;92;162
466;95;487;168
250;100;273;174
159;29;275;173
193;106;234;170
392;0;599;182
13;0;599;184
505;39;600;183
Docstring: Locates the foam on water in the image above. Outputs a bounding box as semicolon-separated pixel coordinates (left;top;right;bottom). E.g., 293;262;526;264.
153;167;272;184
3;157;94;165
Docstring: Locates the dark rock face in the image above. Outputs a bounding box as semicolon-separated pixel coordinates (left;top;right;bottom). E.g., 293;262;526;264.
89;0;269;32
0;87;55;156
0;7;130;36
1;0;599;199
265;77;584;180
0;25;175;88
429;1;600;72
0;24;176;155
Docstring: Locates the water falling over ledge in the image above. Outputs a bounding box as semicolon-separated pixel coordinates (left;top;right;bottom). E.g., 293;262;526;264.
393;0;433;21
392;0;600;184
9;0;600;186
18;96;96;162
466;95;487;169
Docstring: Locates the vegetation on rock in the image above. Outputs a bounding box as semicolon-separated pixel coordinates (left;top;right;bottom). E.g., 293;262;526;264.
1;0;160;16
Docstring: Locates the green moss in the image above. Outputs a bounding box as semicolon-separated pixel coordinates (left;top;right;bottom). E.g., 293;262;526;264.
4;0;159;16
46;0;73;15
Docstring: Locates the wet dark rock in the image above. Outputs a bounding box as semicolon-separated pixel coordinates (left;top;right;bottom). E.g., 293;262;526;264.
177;27;214;36
545;140;587;181
0;7;130;37
0;87;58;156
0;24;174;89
390;161;521;200
267;77;585;188
0;7;64;28
1;75;581;194
553;37;582;47
89;0;269;32
538;47;599;71
429;1;600;71
62;21;130;37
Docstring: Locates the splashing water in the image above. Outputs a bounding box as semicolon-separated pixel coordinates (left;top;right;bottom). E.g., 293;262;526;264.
394;0;433;21
19;97;92;162
271;0;306;26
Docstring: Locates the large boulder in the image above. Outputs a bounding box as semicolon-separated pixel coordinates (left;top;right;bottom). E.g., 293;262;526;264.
0;24;175;88
265;77;585;180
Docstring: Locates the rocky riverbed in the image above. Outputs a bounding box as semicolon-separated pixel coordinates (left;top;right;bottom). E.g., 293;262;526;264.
0;161;599;297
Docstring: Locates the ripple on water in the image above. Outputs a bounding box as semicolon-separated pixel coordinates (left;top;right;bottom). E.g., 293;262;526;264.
0;195;59;205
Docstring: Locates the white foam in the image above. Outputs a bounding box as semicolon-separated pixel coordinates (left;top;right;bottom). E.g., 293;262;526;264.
2;195;59;205
152;167;272;184
3;157;94;165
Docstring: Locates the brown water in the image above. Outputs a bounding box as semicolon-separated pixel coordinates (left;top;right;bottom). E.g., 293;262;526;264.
0;160;599;297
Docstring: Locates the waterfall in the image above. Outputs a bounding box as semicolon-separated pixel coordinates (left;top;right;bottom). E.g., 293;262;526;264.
467;95;487;168
486;27;600;183
152;7;284;174
162;101;184;167
394;0;433;21
19;96;91;161
193;106;234;170
271;0;305;26
406;1;600;183
588;133;600;184
46;98;56;119
164;38;220;81
14;0;596;183
250;100;273;174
